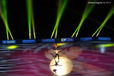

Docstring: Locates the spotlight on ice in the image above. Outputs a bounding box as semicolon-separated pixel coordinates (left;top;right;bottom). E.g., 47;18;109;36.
7;45;18;50
49;56;73;76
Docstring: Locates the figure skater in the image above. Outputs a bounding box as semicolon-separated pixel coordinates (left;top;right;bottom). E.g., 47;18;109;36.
50;43;62;66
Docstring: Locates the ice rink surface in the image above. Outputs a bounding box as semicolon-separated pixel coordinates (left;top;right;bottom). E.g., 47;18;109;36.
0;42;114;76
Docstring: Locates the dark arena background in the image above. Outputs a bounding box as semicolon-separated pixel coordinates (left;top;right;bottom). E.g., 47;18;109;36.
0;0;114;76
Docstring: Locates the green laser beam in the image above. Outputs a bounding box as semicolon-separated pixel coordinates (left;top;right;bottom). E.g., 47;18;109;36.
92;7;114;37
0;1;14;40
51;0;68;38
92;25;102;37
76;3;96;37
71;1;89;37
96;7;114;37
1;0;7;21
31;12;36;39
0;8;14;40
31;0;36;39
57;0;62;17
55;25;58;38
96;25;103;37
26;0;32;39
26;0;36;39
1;0;9;40
71;25;80;37
71;0;96;37
55;0;62;38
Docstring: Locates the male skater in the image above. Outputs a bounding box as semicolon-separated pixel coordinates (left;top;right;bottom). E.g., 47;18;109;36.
50;43;62;66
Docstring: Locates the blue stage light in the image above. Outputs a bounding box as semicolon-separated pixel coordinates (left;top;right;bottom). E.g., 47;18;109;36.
61;38;74;42
80;37;92;41
22;39;36;43
41;39;55;42
98;37;111;41
2;40;16;44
